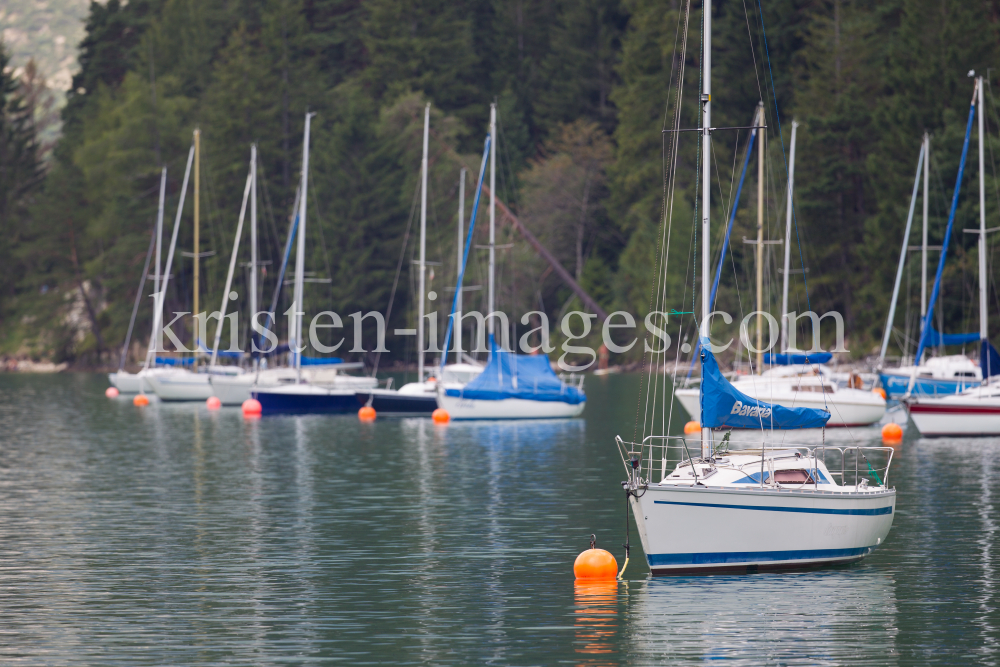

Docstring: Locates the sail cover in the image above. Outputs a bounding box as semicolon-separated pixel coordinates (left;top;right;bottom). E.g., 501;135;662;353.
982;340;1000;380
763;351;833;365
921;324;979;347
444;336;585;404
700;339;830;429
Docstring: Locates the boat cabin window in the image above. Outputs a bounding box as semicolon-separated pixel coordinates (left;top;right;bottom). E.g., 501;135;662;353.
954;372;977;378
773;469;817;484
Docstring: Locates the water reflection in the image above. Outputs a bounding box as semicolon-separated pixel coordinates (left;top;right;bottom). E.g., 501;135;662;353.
624;569;898;665
0;374;997;664
574;579;621;665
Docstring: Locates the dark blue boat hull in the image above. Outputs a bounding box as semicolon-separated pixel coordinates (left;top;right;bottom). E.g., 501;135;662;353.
253;390;358;415
354;392;437;414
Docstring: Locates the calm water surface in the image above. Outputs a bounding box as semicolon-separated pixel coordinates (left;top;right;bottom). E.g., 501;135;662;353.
0;373;996;665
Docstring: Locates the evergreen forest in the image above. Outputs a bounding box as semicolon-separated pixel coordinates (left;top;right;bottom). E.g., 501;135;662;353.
1;0;999;368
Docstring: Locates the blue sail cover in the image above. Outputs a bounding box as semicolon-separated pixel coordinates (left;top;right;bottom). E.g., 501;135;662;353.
444;336;585;404
700;339;830;429
982;340;1000;380
763;351;833;365
921;324;979;347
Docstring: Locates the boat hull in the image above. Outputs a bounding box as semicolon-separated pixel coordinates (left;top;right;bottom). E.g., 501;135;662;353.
253;387;358;415
355;389;438;414
674;387;884;427
108;372;146;394
631;484;895;574
436;393;584;420
147;371;214;401
906;399;1000;436
880;372;976;399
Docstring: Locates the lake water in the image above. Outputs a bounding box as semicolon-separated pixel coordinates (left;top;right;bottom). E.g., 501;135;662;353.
0;373;996;664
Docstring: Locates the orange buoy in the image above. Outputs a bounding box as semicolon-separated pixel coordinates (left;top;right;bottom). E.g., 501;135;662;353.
105;387;119;398
242;398;262;417
133;394;150;406
873;387;887;399
882;422;903;442
432;408;450;424
574;548;619;580
206;396;222;410
358;405;377;422
683;420;701;435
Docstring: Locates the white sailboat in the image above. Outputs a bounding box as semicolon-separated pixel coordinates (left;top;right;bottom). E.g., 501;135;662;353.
111;144;198;396
674;111;884;426
148;135;254;401
905;76;1000;435
620;2;894;574
878;127;984;397
434;104;586;419
109;166;168;393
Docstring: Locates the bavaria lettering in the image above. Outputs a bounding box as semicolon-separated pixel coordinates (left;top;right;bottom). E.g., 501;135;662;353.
729;400;772;419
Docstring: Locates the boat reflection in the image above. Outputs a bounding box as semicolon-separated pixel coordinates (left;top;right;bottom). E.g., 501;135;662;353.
623;569;898;664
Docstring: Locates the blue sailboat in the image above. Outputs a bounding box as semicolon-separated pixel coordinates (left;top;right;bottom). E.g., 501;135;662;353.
880;87;984;398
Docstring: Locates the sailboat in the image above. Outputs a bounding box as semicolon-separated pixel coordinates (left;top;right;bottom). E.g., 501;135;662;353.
354;104;483;415
109;167;169;393
904;77;1000;436
427;104;586;420
252;113;377;415
619;2;894;574
879;110;984;398
147;131;249;401
673;109;885;427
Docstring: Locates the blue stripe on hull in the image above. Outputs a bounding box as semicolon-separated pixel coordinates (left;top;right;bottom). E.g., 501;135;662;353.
647;546;873;567
880;373;974;398
652;500;893;515
253;391;358;415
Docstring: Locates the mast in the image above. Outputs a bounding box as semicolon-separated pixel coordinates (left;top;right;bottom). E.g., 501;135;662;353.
145;145;195;370
978;76;988;354
211;153;254;368
879;141;926;366
250;143;258;369
755;100;764;372
456;167;466;364
418;103;430;382
921;131;929;328
700;0;712;457
781;120;798;351
294;112;313;381
193;128;200;365
914;81;978;366
155;168;166;309
488;103;497;337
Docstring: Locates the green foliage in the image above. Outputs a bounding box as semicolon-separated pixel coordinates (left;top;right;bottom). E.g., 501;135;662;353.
6;0;1000;365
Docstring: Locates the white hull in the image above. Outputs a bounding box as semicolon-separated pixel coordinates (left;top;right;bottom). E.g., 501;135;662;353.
207;368;378;405
147;370;217;401
436;393;585;420
108;368;176;394
906;389;1000;436
632;484;895;574
108;371;146;394
675;385;885;427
